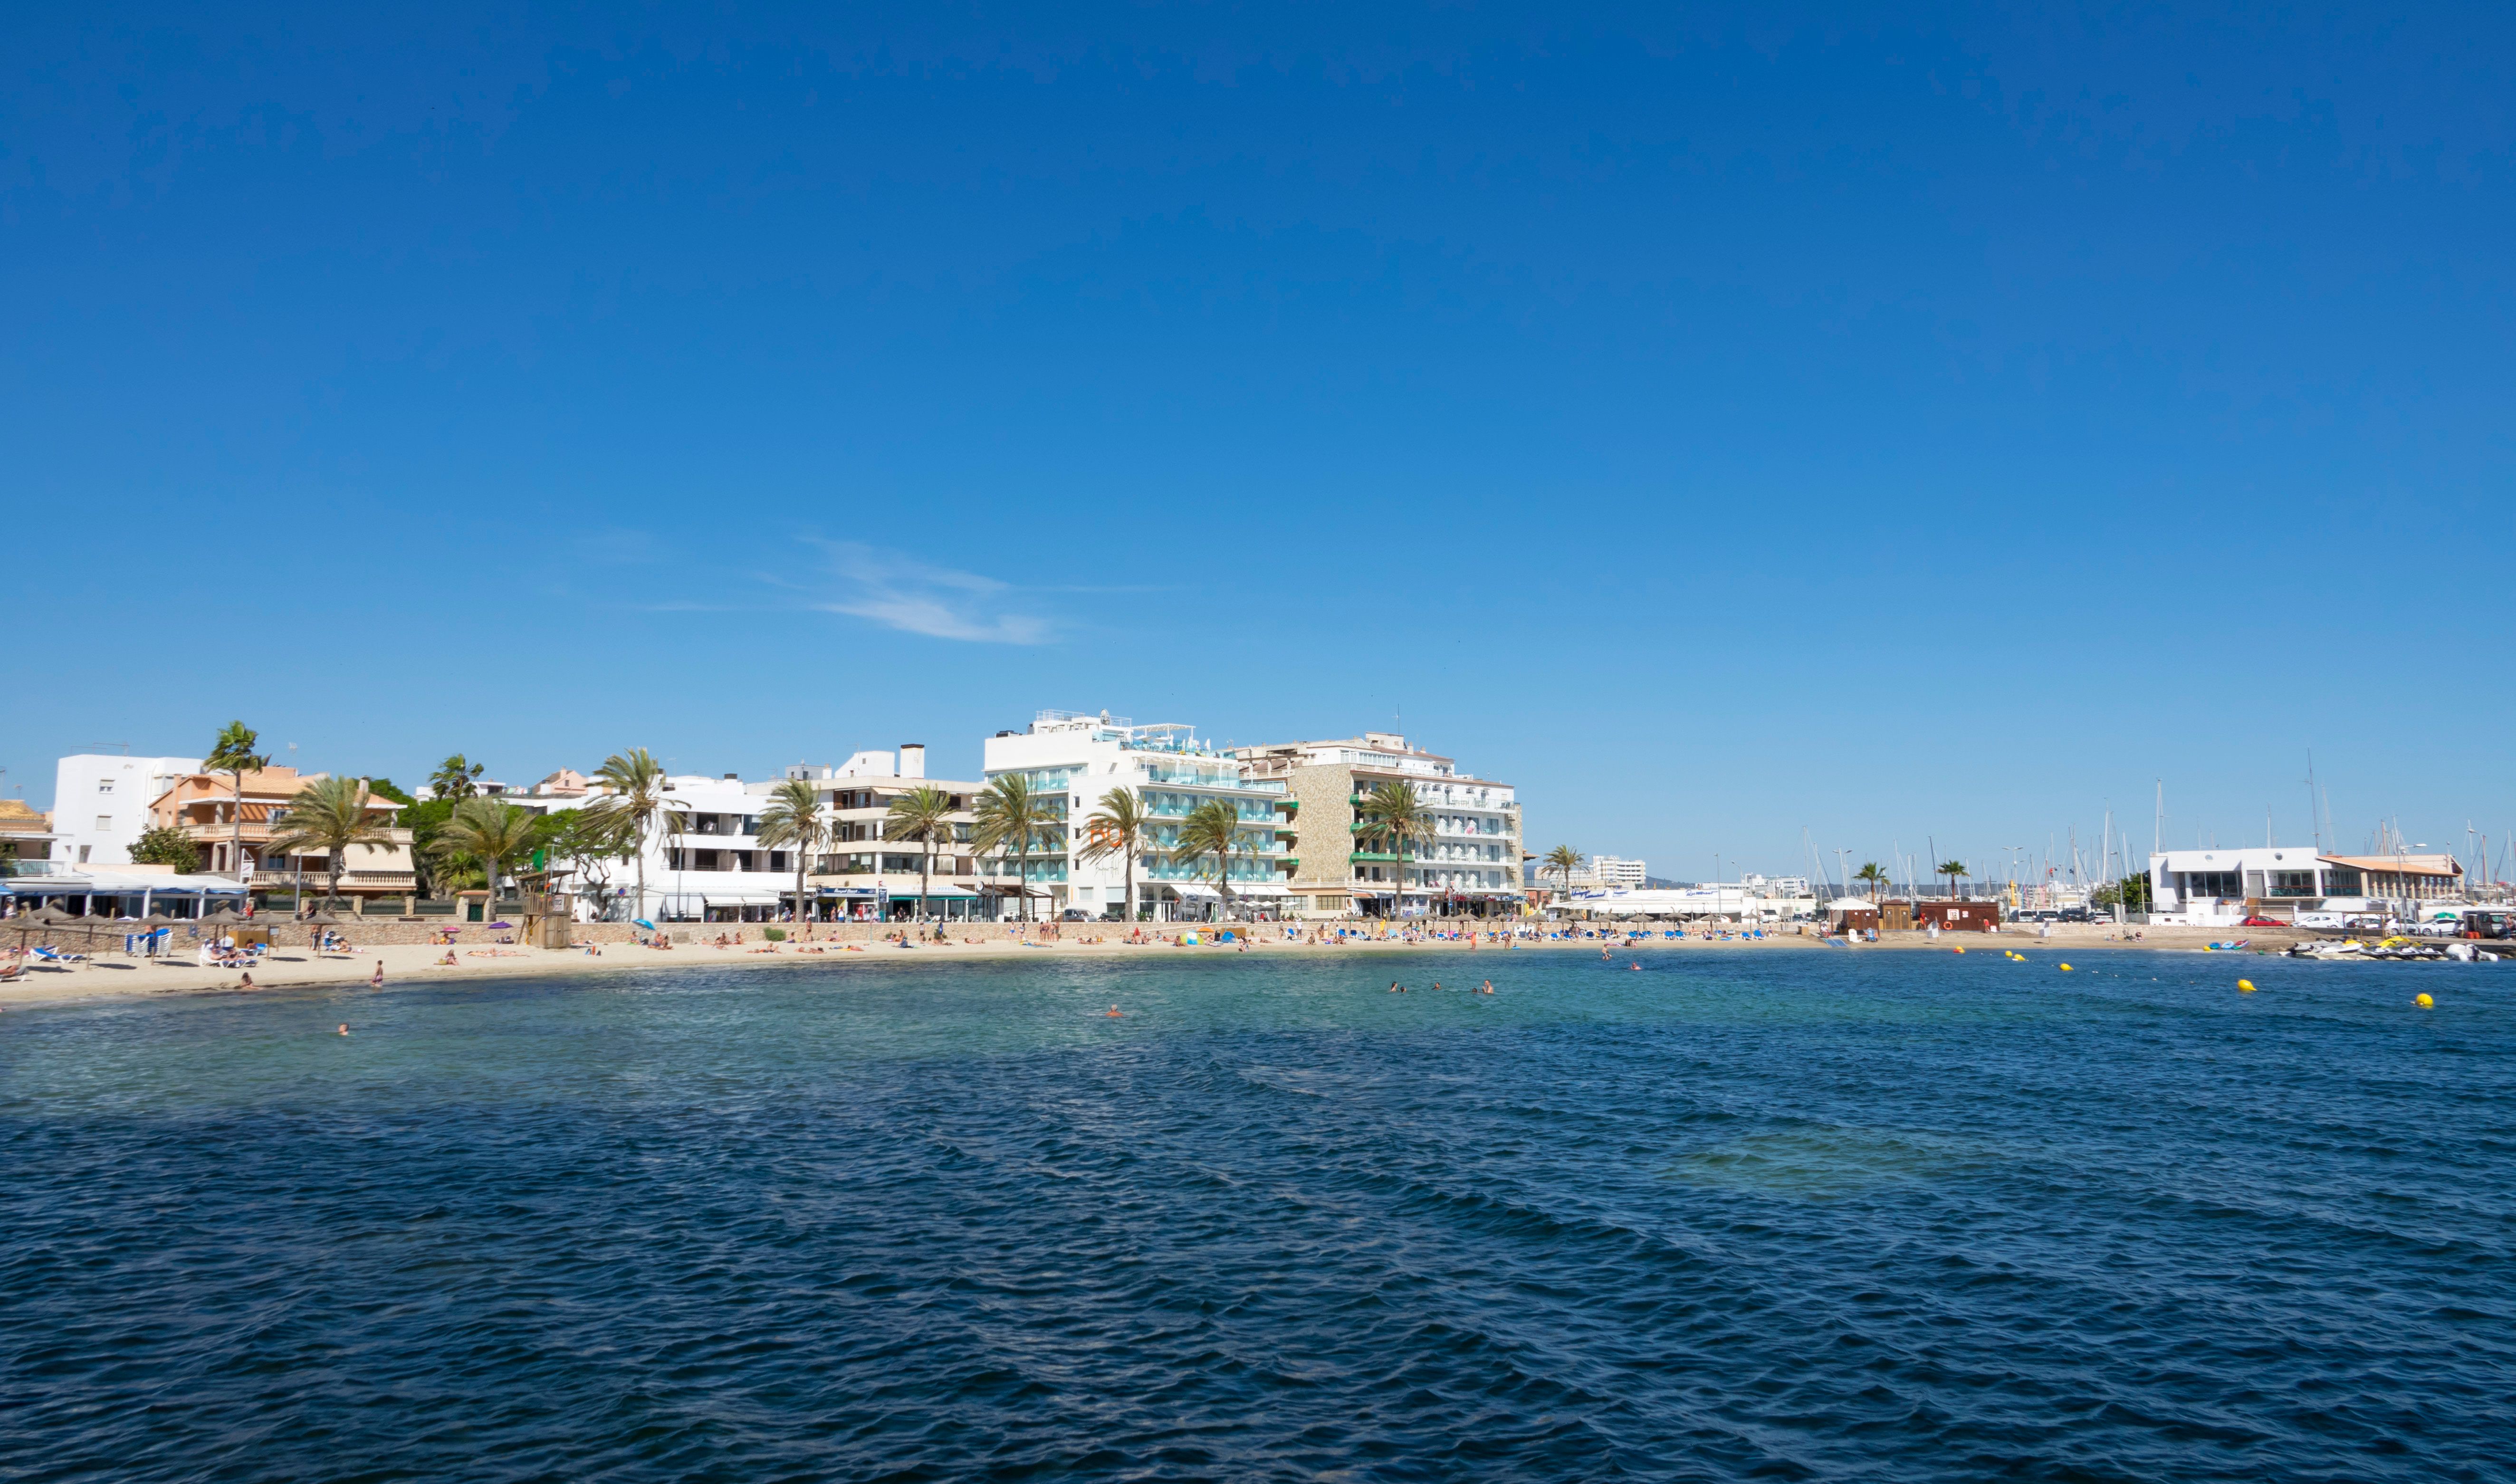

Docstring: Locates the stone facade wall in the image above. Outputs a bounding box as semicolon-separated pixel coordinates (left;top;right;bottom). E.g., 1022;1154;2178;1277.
1283;765;1358;909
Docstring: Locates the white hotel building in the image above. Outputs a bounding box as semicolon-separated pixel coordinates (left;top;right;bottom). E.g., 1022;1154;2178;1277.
983;711;1295;919
51;754;201;867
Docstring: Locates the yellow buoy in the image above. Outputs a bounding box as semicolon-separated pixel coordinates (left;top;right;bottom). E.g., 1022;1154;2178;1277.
2237;979;2255;992
2416;993;2434;1009
1953;946;1965;954
2058;963;2072;971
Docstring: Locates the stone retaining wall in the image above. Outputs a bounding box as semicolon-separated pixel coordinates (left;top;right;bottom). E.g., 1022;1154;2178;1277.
208;918;1007;948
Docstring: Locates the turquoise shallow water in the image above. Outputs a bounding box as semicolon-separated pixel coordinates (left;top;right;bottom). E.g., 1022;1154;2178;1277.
2;948;2510;1481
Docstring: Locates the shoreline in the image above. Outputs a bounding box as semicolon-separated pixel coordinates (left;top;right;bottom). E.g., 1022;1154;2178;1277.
0;922;2309;1011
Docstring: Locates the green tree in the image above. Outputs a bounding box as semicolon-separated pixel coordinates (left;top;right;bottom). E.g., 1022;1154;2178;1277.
758;778;836;927
588;748;681;921
542;808;636;917
267;776;397;910
401;797;458;895
365;777;417;807
1077;786;1152;923
884;785;959;926
1357;782;1434;917
1936;859;1969;899
1544;843;1583;902
2099;872;2151;911
428;754;486;801
1176;799;1245;920
430;797;540;918
128;826;203;871
202;720;268;879
1853;862;1890;901
971;774;1057;922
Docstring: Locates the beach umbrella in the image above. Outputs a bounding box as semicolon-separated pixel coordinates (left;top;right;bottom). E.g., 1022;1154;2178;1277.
632;918;656;930
69;912;116;953
10;910;70;951
486;920;513;930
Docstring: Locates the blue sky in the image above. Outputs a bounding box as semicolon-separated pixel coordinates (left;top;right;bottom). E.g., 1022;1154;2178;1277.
5;3;2512;884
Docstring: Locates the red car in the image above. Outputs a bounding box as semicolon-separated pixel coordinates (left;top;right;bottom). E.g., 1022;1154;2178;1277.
2239;915;2286;928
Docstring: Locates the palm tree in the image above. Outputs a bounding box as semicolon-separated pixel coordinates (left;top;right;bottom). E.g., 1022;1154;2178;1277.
431;797;542;921
203;720;268;880
754;778;835;928
1355;782;1433;918
1542;843;1583;910
428;754;486;801
1177;799;1244;921
972;774;1058;922
885;785;959;927
1937;859;1969;900
1077;786;1152;924
589;748;682;922
265;775;396;911
1853;861;1889;903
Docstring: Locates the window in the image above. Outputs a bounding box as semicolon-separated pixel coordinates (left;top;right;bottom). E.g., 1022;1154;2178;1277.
97;779;114;794
2181;870;2241;899
96;815;115;831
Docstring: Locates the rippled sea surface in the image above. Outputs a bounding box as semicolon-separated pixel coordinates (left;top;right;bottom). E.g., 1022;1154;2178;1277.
4;949;2511;1482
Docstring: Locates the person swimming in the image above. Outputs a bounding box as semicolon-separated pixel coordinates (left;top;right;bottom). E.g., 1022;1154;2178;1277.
1106;1005;1123;1017
1480;980;1493;994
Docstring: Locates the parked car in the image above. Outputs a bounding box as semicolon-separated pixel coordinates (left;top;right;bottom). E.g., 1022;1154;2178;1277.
2240;915;2286;928
1058;908;1092;921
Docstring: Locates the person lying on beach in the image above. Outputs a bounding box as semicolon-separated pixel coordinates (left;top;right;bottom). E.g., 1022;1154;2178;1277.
438;951;458;966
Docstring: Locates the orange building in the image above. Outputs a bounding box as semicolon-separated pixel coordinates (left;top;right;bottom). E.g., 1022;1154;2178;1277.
150;767;417;901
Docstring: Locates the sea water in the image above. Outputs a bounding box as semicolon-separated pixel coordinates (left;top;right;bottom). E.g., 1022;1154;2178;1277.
2;950;2507;1481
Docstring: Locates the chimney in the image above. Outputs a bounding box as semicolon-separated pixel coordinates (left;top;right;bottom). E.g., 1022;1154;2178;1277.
899;744;926;779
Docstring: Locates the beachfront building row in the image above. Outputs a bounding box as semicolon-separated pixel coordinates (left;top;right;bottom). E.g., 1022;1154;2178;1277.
16;713;1529;923
573;714;1525;923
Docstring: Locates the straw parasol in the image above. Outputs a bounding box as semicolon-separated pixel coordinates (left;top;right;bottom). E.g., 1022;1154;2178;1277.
75;912;120;952
13;908;76;953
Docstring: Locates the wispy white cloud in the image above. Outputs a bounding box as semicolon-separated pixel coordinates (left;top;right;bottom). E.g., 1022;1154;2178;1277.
803;541;1053;644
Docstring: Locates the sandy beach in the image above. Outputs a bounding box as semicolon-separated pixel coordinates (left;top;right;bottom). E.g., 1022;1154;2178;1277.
0;920;2309;1010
